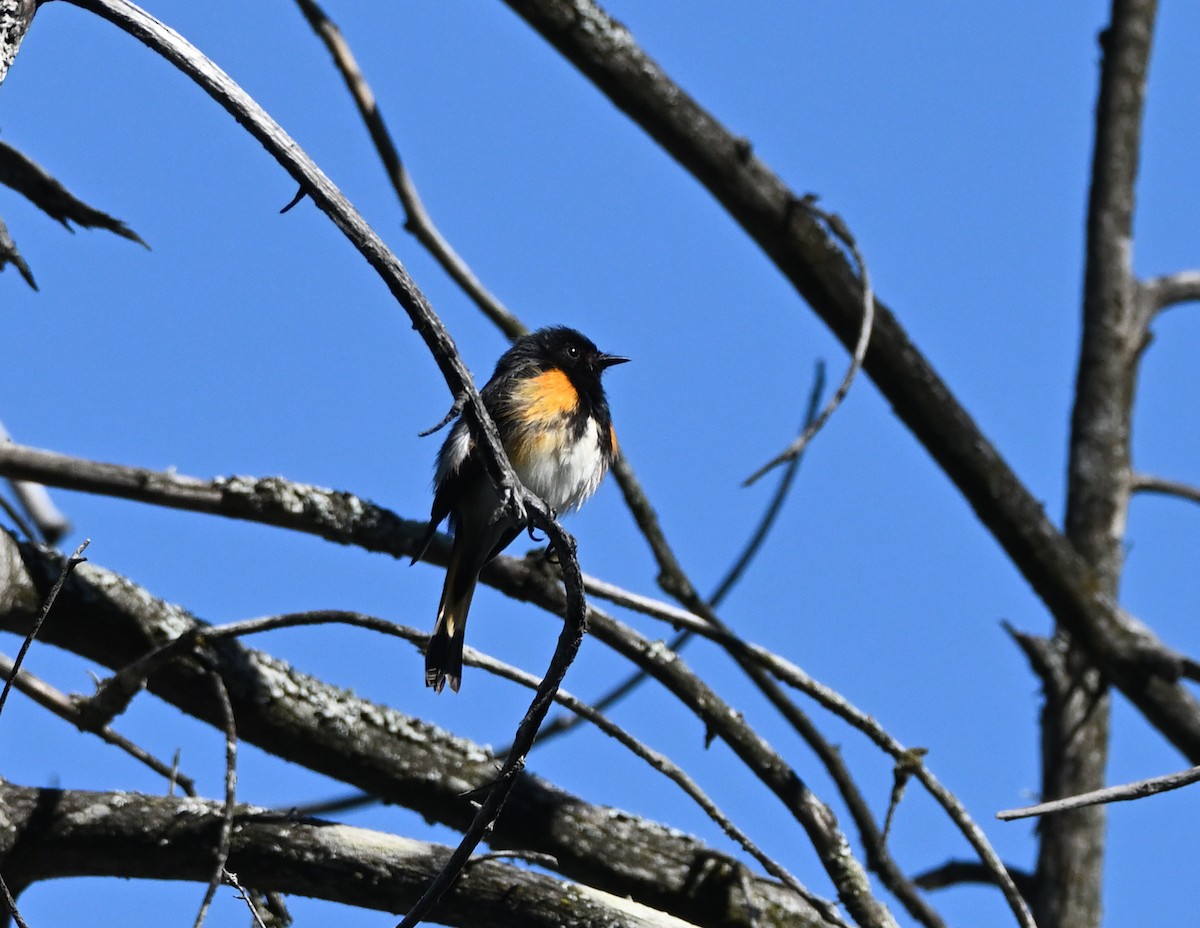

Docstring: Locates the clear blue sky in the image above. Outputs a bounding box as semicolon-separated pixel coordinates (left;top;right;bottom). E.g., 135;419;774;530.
4;3;1200;926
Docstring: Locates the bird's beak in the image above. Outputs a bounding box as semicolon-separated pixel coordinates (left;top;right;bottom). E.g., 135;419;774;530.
597;353;631;370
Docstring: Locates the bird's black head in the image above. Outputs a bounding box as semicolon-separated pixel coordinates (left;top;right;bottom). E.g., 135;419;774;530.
525;325;629;379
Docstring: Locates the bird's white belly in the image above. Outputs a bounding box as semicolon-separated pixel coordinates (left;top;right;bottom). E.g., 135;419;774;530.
514;416;605;512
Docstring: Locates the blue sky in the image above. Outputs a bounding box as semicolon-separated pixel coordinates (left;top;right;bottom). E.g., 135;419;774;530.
3;3;1200;926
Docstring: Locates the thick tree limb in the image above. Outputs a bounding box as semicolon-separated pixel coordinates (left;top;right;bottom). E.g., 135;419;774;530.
1043;3;1158;926
495;0;1200;764
0;531;832;928
0;782;703;928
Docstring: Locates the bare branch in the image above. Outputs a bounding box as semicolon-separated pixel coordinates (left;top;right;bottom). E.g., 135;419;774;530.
0;140;148;246
222;871;271;928
0;650;197;795
193;669;238;928
0;781;706;928
997;763;1200;821
1130;472;1200;507
293;0;525;340
1045;1;1160;920
1140;269;1200;316
913;861;1034;899
744;203;873;486
0;539;88;722
0;214;36;289
396;517;588;928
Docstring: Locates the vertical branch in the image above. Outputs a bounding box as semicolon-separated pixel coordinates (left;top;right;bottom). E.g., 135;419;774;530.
1044;3;1157;928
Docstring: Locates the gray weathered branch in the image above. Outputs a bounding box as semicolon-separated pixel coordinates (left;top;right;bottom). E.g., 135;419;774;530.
0;781;702;928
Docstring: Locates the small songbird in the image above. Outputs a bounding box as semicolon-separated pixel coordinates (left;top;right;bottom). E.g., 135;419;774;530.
413;326;628;693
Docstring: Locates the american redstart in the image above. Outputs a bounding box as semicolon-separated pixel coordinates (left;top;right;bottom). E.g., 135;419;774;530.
413;326;628;693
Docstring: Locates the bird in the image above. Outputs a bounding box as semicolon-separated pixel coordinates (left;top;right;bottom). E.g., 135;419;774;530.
413;326;628;693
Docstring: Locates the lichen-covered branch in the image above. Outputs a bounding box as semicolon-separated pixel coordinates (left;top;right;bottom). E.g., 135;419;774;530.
0;782;703;928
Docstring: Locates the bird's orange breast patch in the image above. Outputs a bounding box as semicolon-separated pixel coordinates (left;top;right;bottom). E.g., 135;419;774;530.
513;368;579;423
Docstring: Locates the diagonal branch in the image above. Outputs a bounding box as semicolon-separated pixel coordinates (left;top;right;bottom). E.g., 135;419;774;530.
292;0;525;340
0;140;148;246
997;762;1200;821
496;0;1200;767
0;650;197;795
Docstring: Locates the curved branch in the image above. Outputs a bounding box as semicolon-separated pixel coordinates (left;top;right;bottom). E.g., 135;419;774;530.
1131;472;1200;508
56;0;549;575
744;205;873;487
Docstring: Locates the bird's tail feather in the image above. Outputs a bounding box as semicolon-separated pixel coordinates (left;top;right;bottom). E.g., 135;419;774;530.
425;537;479;693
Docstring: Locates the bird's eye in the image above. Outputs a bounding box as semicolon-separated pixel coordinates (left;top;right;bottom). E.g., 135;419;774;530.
565;344;581;359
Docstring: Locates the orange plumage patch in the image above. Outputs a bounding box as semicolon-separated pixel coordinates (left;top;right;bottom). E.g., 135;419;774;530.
513;368;579;423
609;423;619;458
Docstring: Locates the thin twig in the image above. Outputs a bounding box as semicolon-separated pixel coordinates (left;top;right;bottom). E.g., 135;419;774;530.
192;667;238;928
293;0;525;340
396;514;586;928
0;871;30;928
223;871;270;928
997;762;1200;821
0;651;197;796
744;201;874;487
0;539;88;722
1130;472;1200;507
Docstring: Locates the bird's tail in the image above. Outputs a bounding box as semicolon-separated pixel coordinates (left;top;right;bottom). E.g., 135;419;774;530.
425;535;479;694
